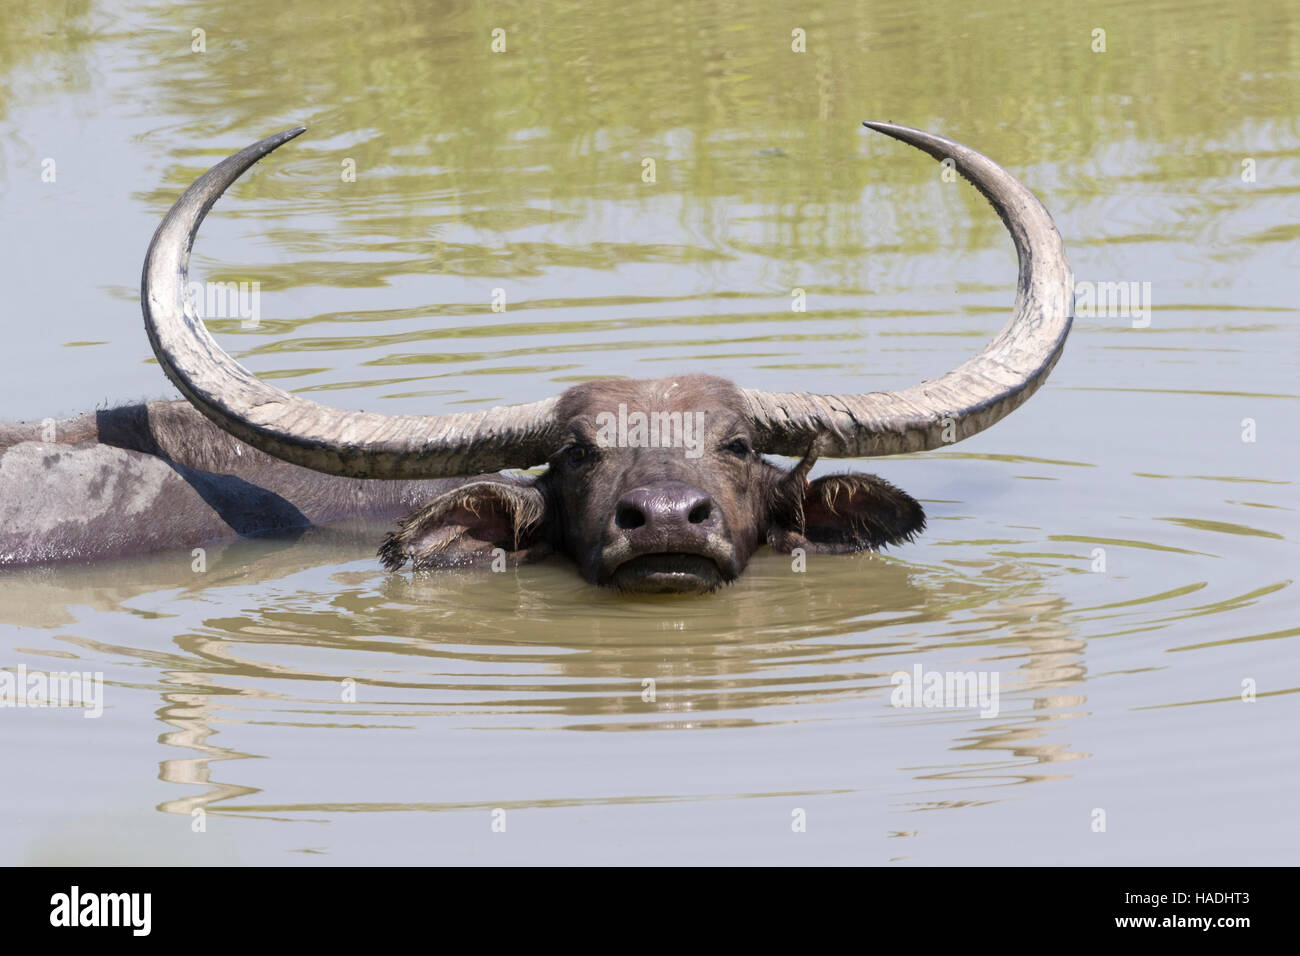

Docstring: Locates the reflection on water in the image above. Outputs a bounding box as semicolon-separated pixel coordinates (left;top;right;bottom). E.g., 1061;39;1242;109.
1;0;1298;863
6;525;1094;819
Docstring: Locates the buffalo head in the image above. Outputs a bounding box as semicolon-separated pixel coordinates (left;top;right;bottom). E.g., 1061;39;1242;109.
140;123;1072;594
372;375;926;592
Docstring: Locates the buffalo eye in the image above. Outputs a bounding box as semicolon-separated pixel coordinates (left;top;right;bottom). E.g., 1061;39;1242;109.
562;442;595;467
722;437;752;457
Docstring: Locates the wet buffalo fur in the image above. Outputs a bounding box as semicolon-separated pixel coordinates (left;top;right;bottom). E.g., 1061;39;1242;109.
0;401;448;566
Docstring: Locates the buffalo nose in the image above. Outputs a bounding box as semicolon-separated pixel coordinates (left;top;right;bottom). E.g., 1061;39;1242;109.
614;483;715;532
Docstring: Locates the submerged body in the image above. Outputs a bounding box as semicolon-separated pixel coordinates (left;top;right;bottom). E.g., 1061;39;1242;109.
0;402;449;566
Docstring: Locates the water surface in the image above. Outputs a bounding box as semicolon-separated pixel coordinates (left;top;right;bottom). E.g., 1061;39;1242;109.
1;0;1297;864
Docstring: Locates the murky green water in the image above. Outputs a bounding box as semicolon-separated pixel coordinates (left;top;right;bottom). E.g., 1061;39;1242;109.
1;0;1297;863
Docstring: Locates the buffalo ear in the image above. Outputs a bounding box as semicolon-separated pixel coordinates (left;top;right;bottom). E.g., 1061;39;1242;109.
378;480;552;571
768;472;926;554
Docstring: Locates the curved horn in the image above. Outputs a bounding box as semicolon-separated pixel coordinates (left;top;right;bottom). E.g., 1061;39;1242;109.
142;127;559;479
743;121;1073;458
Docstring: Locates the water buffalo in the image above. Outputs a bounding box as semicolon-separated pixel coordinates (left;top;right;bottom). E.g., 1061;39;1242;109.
0;123;1072;593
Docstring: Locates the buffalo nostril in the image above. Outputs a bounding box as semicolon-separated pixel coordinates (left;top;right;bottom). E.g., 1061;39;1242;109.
616;504;647;530
688;501;712;524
